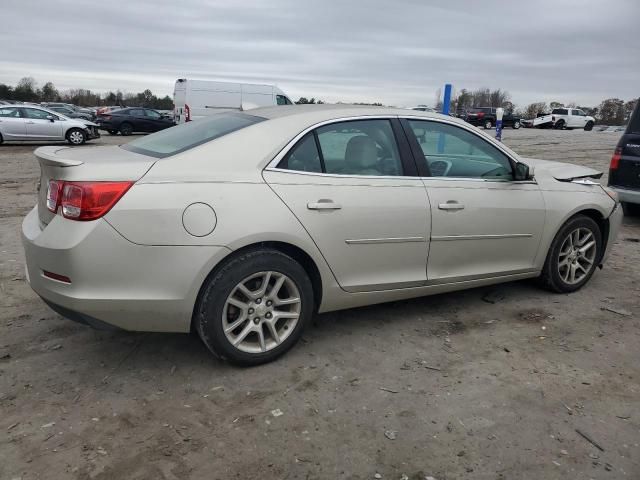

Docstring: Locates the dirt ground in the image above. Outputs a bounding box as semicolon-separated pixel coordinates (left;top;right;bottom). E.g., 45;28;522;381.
1;128;639;480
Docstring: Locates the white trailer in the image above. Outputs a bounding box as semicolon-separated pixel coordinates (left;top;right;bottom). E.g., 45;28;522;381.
173;79;293;124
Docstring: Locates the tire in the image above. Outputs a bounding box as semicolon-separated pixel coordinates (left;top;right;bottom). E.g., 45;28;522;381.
539;215;602;293
483;120;493;129
66;128;86;145
512;120;521;129
584;121;594;131
554;120;565;130
119;123;133;136
195;248;314;366
108;130;118;135
0;132;3;145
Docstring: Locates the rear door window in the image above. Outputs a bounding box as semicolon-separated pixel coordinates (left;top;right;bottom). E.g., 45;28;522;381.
121;112;265;158
0;107;22;117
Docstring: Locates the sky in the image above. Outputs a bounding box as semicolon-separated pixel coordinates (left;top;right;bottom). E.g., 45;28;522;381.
1;0;638;108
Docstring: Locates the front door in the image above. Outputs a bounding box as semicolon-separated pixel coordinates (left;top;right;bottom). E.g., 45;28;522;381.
22;108;64;140
264;118;430;292
402;118;545;283
0;106;26;140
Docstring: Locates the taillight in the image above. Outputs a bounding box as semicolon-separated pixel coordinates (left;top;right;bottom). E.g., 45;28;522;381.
476;112;485;118
101;115;112;121
47;181;132;221
185;104;191;122
46;180;63;212
610;147;622;170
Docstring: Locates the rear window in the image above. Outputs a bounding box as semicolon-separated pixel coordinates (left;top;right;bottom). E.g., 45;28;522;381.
121;112;266;158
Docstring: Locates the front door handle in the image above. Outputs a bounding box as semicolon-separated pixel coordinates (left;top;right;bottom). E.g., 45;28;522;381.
438;201;465;211
307;199;342;210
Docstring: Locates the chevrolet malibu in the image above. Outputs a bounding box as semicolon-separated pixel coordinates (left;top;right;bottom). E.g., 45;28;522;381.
22;105;622;365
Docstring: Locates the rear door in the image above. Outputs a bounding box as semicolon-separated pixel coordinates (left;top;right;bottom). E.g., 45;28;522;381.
23;107;64;140
609;103;640;191
264;118;431;293
128;109;149;132
0;106;27;140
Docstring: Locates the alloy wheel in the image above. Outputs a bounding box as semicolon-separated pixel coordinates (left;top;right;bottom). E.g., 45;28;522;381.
557;227;597;285
222;271;301;354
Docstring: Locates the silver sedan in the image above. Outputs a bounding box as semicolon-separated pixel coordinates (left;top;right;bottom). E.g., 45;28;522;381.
22;105;622;365
0;105;100;145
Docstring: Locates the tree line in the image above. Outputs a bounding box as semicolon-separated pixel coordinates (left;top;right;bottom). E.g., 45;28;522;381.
443;87;637;126
0;77;174;110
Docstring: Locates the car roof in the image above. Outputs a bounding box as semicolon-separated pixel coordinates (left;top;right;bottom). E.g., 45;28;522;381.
248;103;462;124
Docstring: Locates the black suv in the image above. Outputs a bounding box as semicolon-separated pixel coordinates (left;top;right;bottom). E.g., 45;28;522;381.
608;101;640;215
464;107;521;129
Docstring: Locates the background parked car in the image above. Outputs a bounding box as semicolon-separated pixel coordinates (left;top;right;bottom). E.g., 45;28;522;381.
42;103;96;120
96;105;123;115
608;101;640;215
96;107;175;135
47;105;93;121
0;105;99;145
464;107;521;129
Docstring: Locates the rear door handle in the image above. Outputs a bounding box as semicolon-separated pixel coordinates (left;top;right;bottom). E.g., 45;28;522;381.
307;199;342;210
438;202;465;211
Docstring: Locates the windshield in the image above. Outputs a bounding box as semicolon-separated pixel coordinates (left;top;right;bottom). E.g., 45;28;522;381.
121;112;266;158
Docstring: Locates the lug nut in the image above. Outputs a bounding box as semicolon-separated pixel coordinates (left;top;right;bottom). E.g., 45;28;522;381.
255;298;262;304
253;317;260;324
248;308;254;314
266;300;273;307
265;312;273;319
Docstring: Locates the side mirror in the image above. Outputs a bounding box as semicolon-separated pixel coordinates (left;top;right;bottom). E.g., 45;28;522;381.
514;162;534;181
46;115;55;122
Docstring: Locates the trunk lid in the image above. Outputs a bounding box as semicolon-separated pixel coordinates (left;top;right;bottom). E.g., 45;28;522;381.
36;145;155;226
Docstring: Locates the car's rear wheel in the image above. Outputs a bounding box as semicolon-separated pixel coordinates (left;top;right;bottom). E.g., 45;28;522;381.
195;249;314;366
539;215;602;293
584;121;594;131
119;122;133;136
484;120;493;129
554;120;565;130
66;128;86;145
0;132;3;144
512;120;521;129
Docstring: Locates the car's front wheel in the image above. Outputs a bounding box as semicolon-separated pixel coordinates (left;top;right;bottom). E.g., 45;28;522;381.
584;121;594;131
195;249;314;366
484;120;493;129
66;128;86;145
539;215;602;293
513;120;521;129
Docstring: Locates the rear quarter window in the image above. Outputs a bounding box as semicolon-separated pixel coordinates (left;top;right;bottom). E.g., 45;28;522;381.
121;112;265;158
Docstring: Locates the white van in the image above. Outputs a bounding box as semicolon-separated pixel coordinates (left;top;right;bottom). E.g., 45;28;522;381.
173;79;293;124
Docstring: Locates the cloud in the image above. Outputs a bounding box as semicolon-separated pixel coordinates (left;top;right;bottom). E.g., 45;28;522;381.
1;0;637;107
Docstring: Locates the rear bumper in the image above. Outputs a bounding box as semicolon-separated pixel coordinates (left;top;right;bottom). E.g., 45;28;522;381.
609;186;640;205
21;206;230;332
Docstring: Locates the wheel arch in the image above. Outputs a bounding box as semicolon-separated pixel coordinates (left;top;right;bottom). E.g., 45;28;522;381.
573;208;610;265
189;240;324;332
